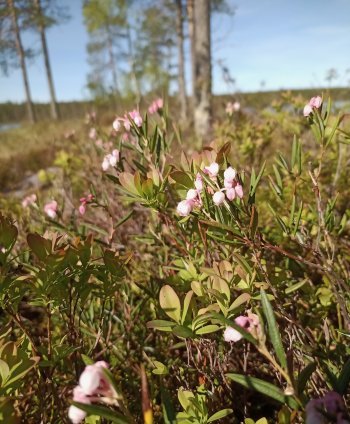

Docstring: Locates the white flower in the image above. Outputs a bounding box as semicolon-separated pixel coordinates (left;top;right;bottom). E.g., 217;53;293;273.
213;191;225;206
177;200;193;216
224;326;242;342
186;189;198;201
113;118;121;132
224;166;236;181
204;162;219;178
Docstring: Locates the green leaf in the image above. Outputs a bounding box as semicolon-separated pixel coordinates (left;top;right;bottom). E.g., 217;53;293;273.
81;354;94;366
226;374;298;409
178;388;194;410
229;293;251;312
260;289;287;370
195;325;220;335
172;325;195;339
285;280;307;294
159;285;181;323
207;408;233;422
70;402;130;423
146;320;176;332
152;361;168;375
181;291;194;324
335;358;350;395
27;233;51;261
297;362;316;394
161;387;176;424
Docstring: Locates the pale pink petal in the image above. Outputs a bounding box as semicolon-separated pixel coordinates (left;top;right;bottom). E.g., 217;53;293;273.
235;185;244;199
213;191;225;206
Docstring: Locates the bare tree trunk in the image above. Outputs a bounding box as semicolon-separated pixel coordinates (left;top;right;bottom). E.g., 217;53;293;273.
106;27;118;95
126;23;141;104
175;0;187;122
8;0;36;123
193;0;212;138
186;0;195;115
34;0;59;120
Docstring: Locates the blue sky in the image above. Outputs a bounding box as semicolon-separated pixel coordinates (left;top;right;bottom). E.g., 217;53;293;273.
1;0;349;102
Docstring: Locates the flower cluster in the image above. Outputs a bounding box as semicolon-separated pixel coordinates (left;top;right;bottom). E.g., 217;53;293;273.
225;101;240;115
148;98;163;115
102;149;119;171
176;162;243;217
303;95;322;117
22;193;37;208
224;312;260;342
113;109;142;132
79;194;94;215
68;361;114;424
44;200;58;219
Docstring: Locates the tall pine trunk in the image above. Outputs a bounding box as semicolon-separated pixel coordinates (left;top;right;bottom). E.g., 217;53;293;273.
192;0;212;138
8;0;36;123
186;0;195;116
34;0;59;120
175;0;187;122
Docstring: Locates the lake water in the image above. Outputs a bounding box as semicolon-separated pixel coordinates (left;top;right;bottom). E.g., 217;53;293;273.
0;123;21;133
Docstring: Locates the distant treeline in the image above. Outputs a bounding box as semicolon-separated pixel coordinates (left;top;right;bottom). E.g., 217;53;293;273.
0;87;349;124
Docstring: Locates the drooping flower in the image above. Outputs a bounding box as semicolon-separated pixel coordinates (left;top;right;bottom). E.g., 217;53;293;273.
224;313;261;343
68;361;113;424
186;189;199;201
204;162;219;179
304;95;322;117
102;149;119;171
129;109;143;127
194;173;203;191
22;193;37;208
112;118;122;132
44;200;58;219
79;194;94;216
235;184;244;199
213;191;225;206
224;166;237;182
148;98;164;114
177;199;194;217
226;187;236;201
226;101;240;115
68;386;91;424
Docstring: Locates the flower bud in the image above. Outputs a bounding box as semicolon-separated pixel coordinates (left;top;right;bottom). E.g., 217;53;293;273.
226;188;236;201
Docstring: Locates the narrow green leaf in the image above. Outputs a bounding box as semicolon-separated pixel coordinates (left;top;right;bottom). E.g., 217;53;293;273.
226;374;298;409
207;408;233;422
297;362;316;394
70;402;131;423
260;289;287;370
336;358;350;395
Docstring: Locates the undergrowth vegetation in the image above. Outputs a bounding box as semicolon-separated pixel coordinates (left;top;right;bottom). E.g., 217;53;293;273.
0;94;350;423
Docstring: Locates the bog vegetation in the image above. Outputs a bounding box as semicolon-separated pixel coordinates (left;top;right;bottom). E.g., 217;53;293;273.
0;92;350;423
1;1;350;423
